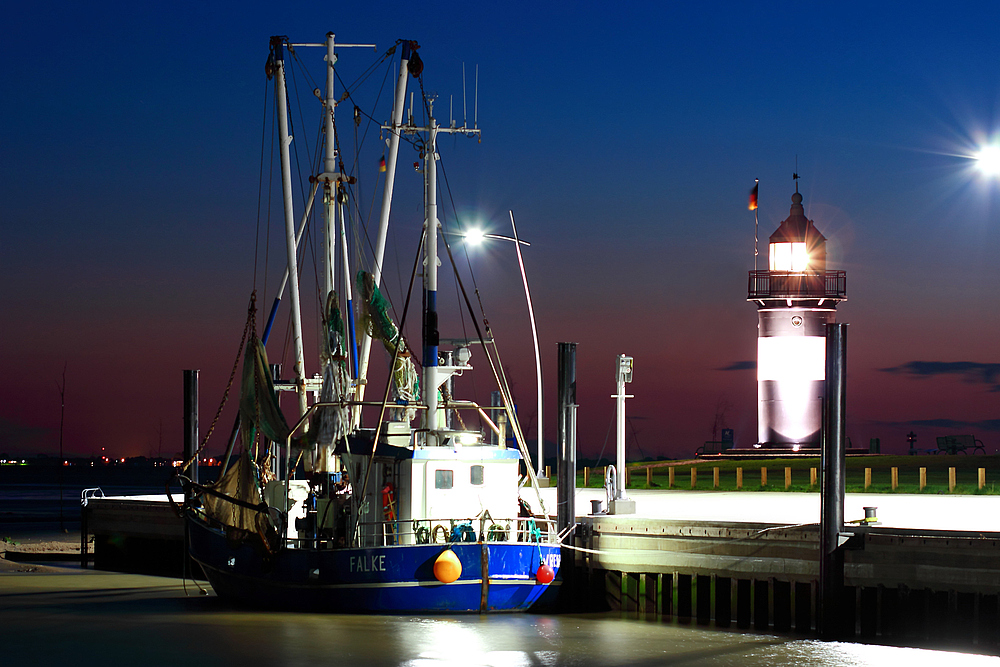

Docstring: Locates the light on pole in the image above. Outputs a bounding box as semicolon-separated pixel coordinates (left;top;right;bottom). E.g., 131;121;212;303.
976;144;1000;176
464;213;545;481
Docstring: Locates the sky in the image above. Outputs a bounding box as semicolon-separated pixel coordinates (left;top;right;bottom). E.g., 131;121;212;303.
3;1;1000;460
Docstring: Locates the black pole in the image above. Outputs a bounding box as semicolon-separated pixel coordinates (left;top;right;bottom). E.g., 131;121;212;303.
183;370;199;491
556;342;577;533
58;363;66;531
819;323;847;639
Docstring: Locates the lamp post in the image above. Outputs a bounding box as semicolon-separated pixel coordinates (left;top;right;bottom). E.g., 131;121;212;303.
465;213;545;481
975;144;1000;176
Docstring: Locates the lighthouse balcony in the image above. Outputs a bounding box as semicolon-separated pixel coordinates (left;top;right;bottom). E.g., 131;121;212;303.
748;270;846;300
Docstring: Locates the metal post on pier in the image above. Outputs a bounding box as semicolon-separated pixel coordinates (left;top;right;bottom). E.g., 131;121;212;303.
609;354;635;514
183;369;199;494
556;343;577;533
819;323;847;639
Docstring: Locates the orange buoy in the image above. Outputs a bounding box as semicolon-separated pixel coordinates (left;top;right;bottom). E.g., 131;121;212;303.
433;549;462;583
536;562;555;584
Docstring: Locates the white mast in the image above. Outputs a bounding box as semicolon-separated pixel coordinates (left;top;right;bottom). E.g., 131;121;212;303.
322;32;338;303
423;105;441;442
356;42;412;416
271;36;309;418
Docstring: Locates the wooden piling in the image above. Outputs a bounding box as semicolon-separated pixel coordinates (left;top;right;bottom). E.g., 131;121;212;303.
864;468;871;490
810;467;817;486
625;467;630;488
668;467;675;488
891;467;898;491
785;467;792;490
690;467;697;489
736;467;743;490
583;466;589;487
919;467;927;491
760;467;767;487
713;466;720;489
646;466;652;487
949;467;957;493
980;468;986;490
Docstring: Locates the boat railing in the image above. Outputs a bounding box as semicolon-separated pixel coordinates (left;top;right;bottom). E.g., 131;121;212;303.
283;515;557;550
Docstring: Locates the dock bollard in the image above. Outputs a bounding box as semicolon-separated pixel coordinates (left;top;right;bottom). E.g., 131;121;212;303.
590;499;603;514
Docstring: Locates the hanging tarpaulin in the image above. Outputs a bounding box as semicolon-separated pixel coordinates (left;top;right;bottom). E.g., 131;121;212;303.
239;336;292;452
312;290;350;447
357;270;419;416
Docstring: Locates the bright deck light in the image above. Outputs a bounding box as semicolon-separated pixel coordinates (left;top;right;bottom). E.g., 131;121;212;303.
465;228;485;245
976;145;1000;176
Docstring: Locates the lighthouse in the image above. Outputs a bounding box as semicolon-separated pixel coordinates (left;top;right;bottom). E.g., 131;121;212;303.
748;187;846;449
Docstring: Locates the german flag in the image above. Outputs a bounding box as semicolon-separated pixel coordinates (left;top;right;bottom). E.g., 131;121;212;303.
748;182;758;211
379;156;387;173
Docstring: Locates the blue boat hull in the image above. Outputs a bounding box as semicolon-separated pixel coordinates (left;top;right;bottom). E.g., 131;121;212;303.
188;517;561;613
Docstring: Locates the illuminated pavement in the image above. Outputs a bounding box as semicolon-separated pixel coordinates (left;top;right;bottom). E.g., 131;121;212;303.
535;488;1000;533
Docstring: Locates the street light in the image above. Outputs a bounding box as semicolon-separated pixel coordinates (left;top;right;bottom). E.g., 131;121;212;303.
976;144;1000;176
464;212;544;481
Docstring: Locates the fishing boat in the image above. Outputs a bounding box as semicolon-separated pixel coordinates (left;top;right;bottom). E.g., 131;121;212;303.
173;34;562;613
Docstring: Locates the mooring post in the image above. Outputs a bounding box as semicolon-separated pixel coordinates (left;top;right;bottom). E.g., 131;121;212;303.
183;369;199;494
820;323;847;640
557;342;577;532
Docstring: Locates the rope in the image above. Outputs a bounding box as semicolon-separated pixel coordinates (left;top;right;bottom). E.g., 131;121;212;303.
178;292;256;475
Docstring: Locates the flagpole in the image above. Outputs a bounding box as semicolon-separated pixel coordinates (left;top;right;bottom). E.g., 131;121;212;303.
752;178;759;271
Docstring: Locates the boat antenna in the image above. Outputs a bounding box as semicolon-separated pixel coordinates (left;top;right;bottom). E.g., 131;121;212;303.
474;64;479;129
462;62;467;127
794;155;799;193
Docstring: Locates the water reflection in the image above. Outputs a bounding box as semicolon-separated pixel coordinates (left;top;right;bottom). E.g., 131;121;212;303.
1;573;997;666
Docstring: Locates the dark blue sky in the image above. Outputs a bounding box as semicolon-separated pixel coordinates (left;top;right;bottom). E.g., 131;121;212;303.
4;1;1000;459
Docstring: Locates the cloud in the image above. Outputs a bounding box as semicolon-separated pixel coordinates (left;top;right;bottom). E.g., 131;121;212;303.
881;361;1000;392
717;361;756;371
873;418;1000;432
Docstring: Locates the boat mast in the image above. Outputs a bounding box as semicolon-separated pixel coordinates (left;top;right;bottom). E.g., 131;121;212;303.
355;42;412;420
271;35;309;418
321;33;338;318
423;106;441;443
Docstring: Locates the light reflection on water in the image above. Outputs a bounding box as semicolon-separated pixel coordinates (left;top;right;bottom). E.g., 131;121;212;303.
1;573;998;666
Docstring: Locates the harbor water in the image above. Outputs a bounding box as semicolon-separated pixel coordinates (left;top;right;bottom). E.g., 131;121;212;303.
1;569;998;666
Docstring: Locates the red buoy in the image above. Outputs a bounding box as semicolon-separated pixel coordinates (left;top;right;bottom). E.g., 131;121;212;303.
536;562;555;584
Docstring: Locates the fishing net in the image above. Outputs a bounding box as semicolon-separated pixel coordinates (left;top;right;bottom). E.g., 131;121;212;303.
311;290;350;449
239;337;292;452
357;270;419;419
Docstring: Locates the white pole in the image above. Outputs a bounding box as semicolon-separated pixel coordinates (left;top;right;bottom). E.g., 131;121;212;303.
272;37;308;418
322;33;338;301
423;113;440;443
509;211;543;478
355;44;411;415
616;355;627;499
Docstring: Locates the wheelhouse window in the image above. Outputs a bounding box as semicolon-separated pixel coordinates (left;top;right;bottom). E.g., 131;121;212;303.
435;470;454;489
471;465;484;485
